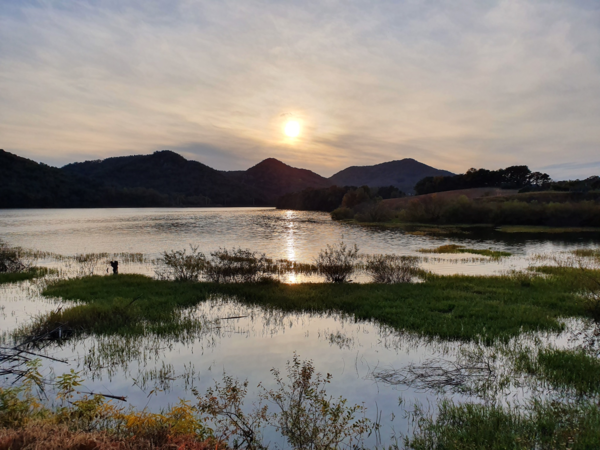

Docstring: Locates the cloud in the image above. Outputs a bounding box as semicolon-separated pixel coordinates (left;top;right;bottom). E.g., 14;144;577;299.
1;0;599;178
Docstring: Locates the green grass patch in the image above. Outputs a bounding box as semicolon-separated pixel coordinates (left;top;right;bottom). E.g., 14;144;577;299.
38;270;588;342
406;400;600;450
418;244;512;258
0;267;50;285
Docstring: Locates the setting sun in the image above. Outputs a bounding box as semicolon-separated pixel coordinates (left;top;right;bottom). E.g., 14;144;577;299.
284;120;301;138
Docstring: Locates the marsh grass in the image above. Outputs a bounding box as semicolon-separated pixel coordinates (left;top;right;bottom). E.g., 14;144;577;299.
405;399;600;450
516;348;600;395
572;248;600;260
19;283;207;339
38;269;589;342
0;267;50;285
498;225;600;233
418;244;512;259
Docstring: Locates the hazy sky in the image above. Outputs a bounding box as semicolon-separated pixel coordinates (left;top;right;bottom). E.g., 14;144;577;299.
1;0;599;179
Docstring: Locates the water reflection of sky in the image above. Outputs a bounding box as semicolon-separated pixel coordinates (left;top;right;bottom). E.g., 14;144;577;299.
1;207;599;277
2;286;596;447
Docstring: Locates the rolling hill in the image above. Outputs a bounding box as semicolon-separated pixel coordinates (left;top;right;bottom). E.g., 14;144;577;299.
224;158;332;203
329;159;453;193
63;150;259;206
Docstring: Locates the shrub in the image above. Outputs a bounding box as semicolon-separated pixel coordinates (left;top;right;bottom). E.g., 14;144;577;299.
354;202;394;223
330;207;354;221
263;354;372;450
195;354;373;450
155;245;207;281
314;242;359;283
364;254;420;283
0;241;28;273
205;248;271;283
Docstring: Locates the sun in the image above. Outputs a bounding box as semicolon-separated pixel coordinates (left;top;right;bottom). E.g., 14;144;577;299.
284;120;301;138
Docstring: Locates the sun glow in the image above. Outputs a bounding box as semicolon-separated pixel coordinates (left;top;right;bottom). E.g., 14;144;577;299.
284;120;301;138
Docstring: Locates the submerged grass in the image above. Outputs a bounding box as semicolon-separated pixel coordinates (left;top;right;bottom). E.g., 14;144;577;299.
39;270;588;343
0;268;50;285
497;225;600;234
406;399;600;450
418;244;512;258
516;348;600;395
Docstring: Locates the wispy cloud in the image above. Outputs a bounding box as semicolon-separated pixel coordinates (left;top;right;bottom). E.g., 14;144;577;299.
1;0;599;178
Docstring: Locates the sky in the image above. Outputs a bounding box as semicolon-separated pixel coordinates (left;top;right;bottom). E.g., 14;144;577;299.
1;0;599;179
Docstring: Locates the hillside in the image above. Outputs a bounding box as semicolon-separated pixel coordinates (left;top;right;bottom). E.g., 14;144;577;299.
0;149;176;208
382;187;519;210
225;158;332;203
63;150;261;206
329;159;453;193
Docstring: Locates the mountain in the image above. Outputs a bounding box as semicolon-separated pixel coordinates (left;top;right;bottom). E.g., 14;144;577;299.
0;149;97;208
0;149;180;208
63;150;261;206
329;159;454;193
1;149;456;208
225;158;332;203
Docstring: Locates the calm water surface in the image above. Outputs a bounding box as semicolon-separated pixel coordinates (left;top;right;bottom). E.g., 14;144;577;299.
1;207;599;275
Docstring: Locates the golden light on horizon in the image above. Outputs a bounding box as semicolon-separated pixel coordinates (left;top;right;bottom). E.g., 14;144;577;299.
284;120;301;138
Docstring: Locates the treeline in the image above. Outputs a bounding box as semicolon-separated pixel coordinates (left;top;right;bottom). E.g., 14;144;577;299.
0;185;213;208
525;176;600;193
415;166;552;195
276;185;404;212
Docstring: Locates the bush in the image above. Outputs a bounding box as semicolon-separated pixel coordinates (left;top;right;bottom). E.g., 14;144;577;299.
314;242;359;283
330;207;354;221
205;248;271;283
364;254;419;283
155;245;207;281
195;354;373;450
0;241;29;273
354;202;394;223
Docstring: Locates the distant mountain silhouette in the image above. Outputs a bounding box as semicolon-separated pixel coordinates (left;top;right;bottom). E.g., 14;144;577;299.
63;150;260;206
329;159;454;193
0;149;172;208
1;149;455;208
225;158;332;203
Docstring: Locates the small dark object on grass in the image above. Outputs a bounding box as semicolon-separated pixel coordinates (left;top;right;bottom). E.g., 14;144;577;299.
109;261;118;275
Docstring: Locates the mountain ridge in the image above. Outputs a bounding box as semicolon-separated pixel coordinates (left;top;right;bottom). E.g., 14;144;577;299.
1;149;454;208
